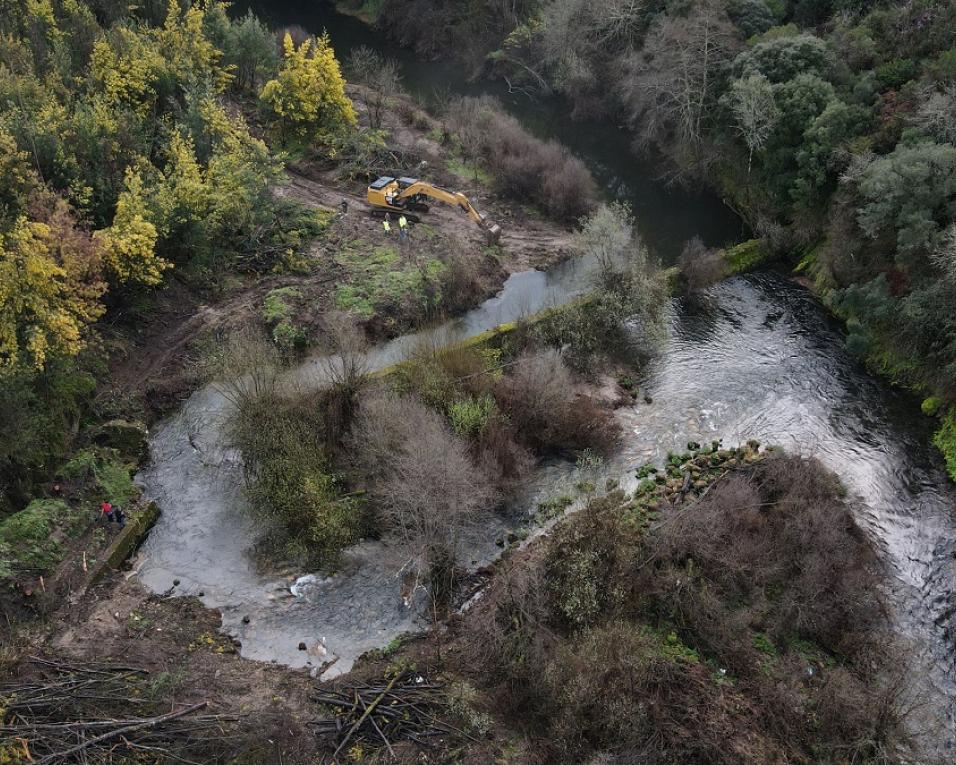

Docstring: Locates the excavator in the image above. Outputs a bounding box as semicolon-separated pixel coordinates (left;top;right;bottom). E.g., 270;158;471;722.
366;176;502;243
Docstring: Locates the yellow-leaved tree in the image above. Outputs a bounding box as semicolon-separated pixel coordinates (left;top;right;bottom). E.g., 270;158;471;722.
259;32;356;141
94;167;169;286
0;216;103;371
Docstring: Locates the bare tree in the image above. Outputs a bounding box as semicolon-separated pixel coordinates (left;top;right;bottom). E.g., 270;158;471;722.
728;73;778;173
618;1;738;163
348;45;402;131
679;236;728;290
911;84;956;144
346;390;498;586
932;223;956;284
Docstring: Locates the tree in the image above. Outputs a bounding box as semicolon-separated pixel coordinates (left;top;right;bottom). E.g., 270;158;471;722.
223;10;278;91
727;73;778;172
259;32;356;141
348;45;402;131
0;216;102;371
732;33;831;84
618;1;739;160
94;167;168;286
851;141;956;273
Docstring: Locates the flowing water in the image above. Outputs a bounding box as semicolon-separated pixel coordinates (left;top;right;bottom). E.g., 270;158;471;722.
136;1;956;750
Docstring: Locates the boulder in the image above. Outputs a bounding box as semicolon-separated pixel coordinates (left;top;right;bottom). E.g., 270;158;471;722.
94;419;149;464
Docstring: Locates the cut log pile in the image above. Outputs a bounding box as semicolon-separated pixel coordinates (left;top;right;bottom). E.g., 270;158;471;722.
312;670;471;759
0;657;232;764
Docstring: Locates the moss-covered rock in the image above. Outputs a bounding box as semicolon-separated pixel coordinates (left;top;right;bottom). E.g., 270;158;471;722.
93;419;149;464
721;239;772;274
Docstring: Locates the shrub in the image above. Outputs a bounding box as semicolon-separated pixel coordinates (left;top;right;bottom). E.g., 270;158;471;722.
0;499;79;579
494;349;620;455
448;395;496;437
345;390;498;575
447;96;598;219
934;408;956;481
679;236;729;290
232;388;362;567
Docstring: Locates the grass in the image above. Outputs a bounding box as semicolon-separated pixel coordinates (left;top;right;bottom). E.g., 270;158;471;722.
334;243;445;318
446;158;493;186
0;499;83;580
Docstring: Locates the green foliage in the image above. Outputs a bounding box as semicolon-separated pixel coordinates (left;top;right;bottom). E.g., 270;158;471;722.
722;239;770;273
60;447;138;506
875;58;920;90
853;141;956;271
448;395;495;437
259;32;356;143
733;34;831;83
233;391;364;568
262;287;301;324
0;499;79;579
922;396;943;416
934;409;956;481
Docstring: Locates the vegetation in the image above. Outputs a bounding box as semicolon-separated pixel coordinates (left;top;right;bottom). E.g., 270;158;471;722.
0;1;356;515
460;452;912;763
366;0;956;478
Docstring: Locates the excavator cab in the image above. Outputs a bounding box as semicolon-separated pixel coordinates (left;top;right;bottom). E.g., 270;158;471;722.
366;175;501;244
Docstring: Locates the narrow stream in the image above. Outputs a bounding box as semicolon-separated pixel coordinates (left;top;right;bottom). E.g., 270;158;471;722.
137;1;956;751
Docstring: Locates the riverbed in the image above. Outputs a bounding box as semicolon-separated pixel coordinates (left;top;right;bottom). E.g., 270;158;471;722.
137;1;956;751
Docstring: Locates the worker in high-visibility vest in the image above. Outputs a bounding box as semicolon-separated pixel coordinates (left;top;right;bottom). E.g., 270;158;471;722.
398;215;409;239
383;215;392;236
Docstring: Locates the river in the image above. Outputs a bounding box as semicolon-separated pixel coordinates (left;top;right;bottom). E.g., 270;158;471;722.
136;1;956;753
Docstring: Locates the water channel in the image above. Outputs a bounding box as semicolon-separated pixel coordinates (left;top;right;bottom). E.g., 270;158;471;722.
136;2;956;752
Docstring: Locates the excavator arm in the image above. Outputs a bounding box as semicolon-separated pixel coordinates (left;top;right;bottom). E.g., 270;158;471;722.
367;176;501;243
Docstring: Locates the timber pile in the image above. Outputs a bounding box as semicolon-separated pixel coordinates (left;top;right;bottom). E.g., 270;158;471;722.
312;670;469;759
0;657;232;764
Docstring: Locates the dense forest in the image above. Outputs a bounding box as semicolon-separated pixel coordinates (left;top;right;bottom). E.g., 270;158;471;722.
0;0;354;515
355;0;956;479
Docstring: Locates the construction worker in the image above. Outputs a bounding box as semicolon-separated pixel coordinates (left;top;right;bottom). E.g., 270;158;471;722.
398;214;409;239
383;214;392;236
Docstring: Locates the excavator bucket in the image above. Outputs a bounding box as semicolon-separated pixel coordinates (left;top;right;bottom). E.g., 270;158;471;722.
485;222;502;244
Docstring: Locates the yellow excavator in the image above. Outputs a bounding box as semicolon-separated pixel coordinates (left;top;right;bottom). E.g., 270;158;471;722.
367;176;502;243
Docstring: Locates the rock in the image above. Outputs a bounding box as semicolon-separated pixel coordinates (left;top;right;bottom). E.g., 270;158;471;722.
242;615;251;624
198;591;205;597
93;419;149;463
173;579;180;586
643;395;653;404
495;537;505;547
506;531;518;544
298;642;307;651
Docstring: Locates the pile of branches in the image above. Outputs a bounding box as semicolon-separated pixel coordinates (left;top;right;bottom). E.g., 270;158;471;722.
0;656;234;764
312;670;470;759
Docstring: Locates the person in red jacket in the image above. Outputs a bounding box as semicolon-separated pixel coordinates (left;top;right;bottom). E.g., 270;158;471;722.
100;501;114;523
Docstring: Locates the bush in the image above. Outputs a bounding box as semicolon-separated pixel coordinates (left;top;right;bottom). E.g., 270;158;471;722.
233;388;362;567
447;96;598;219
678;236;728;290
0;499;80;580
460;455;909;763
345;389;498;574
494;349;620;455
934;408;956;481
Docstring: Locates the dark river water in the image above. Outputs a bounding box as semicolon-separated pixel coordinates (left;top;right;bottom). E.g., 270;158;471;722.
133;1;956;754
